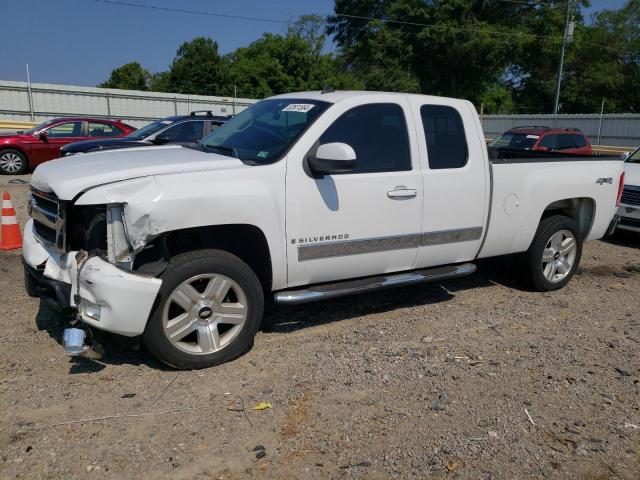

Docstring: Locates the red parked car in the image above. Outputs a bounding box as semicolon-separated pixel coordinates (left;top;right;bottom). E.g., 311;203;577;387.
489;126;593;156
0;117;135;174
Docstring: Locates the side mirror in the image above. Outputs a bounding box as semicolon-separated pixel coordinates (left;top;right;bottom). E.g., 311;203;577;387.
308;142;356;176
152;135;171;145
620;152;630;161
38;132;48;142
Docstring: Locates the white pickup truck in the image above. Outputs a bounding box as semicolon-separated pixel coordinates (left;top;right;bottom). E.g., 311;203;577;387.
617;146;640;232
23;91;624;369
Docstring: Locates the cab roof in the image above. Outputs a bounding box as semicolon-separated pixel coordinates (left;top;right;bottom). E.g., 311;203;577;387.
270;90;472;107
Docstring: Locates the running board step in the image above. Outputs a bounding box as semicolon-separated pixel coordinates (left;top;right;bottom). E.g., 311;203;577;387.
274;263;477;305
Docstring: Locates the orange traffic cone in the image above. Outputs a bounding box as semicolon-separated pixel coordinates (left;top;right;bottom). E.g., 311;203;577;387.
0;191;22;250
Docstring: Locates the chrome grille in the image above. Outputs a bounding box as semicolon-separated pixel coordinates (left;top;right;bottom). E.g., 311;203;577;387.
29;188;65;251
621;186;640;206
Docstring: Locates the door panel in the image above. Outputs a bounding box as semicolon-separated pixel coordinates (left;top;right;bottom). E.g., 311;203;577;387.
30;121;86;165
410;99;489;268
285;96;423;287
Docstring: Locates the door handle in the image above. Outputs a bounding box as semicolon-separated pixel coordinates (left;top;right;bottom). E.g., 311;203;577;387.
387;187;417;199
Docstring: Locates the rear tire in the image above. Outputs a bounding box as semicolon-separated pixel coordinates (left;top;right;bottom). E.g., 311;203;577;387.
143;249;264;369
521;215;582;291
0;149;28;175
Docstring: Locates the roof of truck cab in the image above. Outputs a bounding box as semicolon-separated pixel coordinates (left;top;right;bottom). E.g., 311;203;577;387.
270;90;468;105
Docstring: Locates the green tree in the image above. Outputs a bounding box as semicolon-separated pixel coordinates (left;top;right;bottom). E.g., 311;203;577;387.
165;37;226;95
565;0;639;112
149;71;171;92
327;0;528;102
505;0;589;113
223;31;362;99
99;62;151;90
289;14;328;61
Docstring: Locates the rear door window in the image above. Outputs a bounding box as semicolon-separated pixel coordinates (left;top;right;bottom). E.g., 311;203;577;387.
558;134;574;150
420;105;468;169
538;134;558;150
88;122;123;138
207;121;223;135
572;134;586;148
319;103;411;173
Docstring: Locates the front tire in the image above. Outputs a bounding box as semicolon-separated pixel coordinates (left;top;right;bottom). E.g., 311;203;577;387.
0;149;28;175
143;250;264;369
521;215;582;291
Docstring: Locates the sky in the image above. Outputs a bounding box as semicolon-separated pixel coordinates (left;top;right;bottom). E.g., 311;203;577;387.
0;0;628;87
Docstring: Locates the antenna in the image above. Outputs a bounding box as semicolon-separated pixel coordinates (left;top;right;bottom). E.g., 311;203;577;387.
321;85;335;94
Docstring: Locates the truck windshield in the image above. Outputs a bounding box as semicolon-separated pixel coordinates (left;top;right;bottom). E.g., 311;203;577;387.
490;132;538;150
200;98;330;164
628;147;640;164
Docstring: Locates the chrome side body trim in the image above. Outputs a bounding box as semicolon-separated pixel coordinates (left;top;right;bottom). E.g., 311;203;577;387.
275;263;477;305
297;232;422;261
297;227;483;261
420;226;483;246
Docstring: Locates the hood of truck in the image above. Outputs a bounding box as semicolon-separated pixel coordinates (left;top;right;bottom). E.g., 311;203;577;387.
30;145;247;200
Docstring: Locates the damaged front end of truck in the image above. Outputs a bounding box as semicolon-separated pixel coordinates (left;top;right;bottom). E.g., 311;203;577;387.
23;177;166;350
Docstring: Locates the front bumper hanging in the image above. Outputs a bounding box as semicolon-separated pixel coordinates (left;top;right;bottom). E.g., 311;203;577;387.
22;219;163;337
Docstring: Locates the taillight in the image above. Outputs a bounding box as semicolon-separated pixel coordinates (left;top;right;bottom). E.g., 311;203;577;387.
616;172;625;207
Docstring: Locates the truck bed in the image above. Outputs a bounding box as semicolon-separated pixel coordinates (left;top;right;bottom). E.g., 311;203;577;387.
488;147;620;163
478;147;623;259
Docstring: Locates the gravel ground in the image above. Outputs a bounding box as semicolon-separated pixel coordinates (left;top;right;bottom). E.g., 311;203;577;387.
1;174;639;479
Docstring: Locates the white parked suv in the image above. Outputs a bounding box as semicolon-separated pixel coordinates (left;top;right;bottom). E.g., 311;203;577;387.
617;146;640;232
23;91;625;369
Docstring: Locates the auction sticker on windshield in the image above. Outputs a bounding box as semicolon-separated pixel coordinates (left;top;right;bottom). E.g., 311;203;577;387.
282;104;315;113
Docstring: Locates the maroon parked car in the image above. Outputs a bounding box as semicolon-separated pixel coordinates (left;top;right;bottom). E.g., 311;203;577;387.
489;126;593;156
0;117;135;174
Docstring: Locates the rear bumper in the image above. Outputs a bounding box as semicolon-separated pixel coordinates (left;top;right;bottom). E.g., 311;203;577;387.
617;204;640;233
22;219;162;336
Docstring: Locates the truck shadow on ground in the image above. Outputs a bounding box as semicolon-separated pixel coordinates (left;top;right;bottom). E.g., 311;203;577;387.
33;255;524;371
34;300;170;373
602;230;640;249
265;255;524;334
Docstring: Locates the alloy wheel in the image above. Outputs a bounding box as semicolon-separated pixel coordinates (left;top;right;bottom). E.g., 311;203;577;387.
541;229;577;283
162;273;248;355
0;152;24;173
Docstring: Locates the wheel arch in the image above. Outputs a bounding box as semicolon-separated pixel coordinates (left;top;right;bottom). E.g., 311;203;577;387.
133;223;273;295
539;197;595;240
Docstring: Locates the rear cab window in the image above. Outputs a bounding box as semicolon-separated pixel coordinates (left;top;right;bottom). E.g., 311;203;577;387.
420;105;468;169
